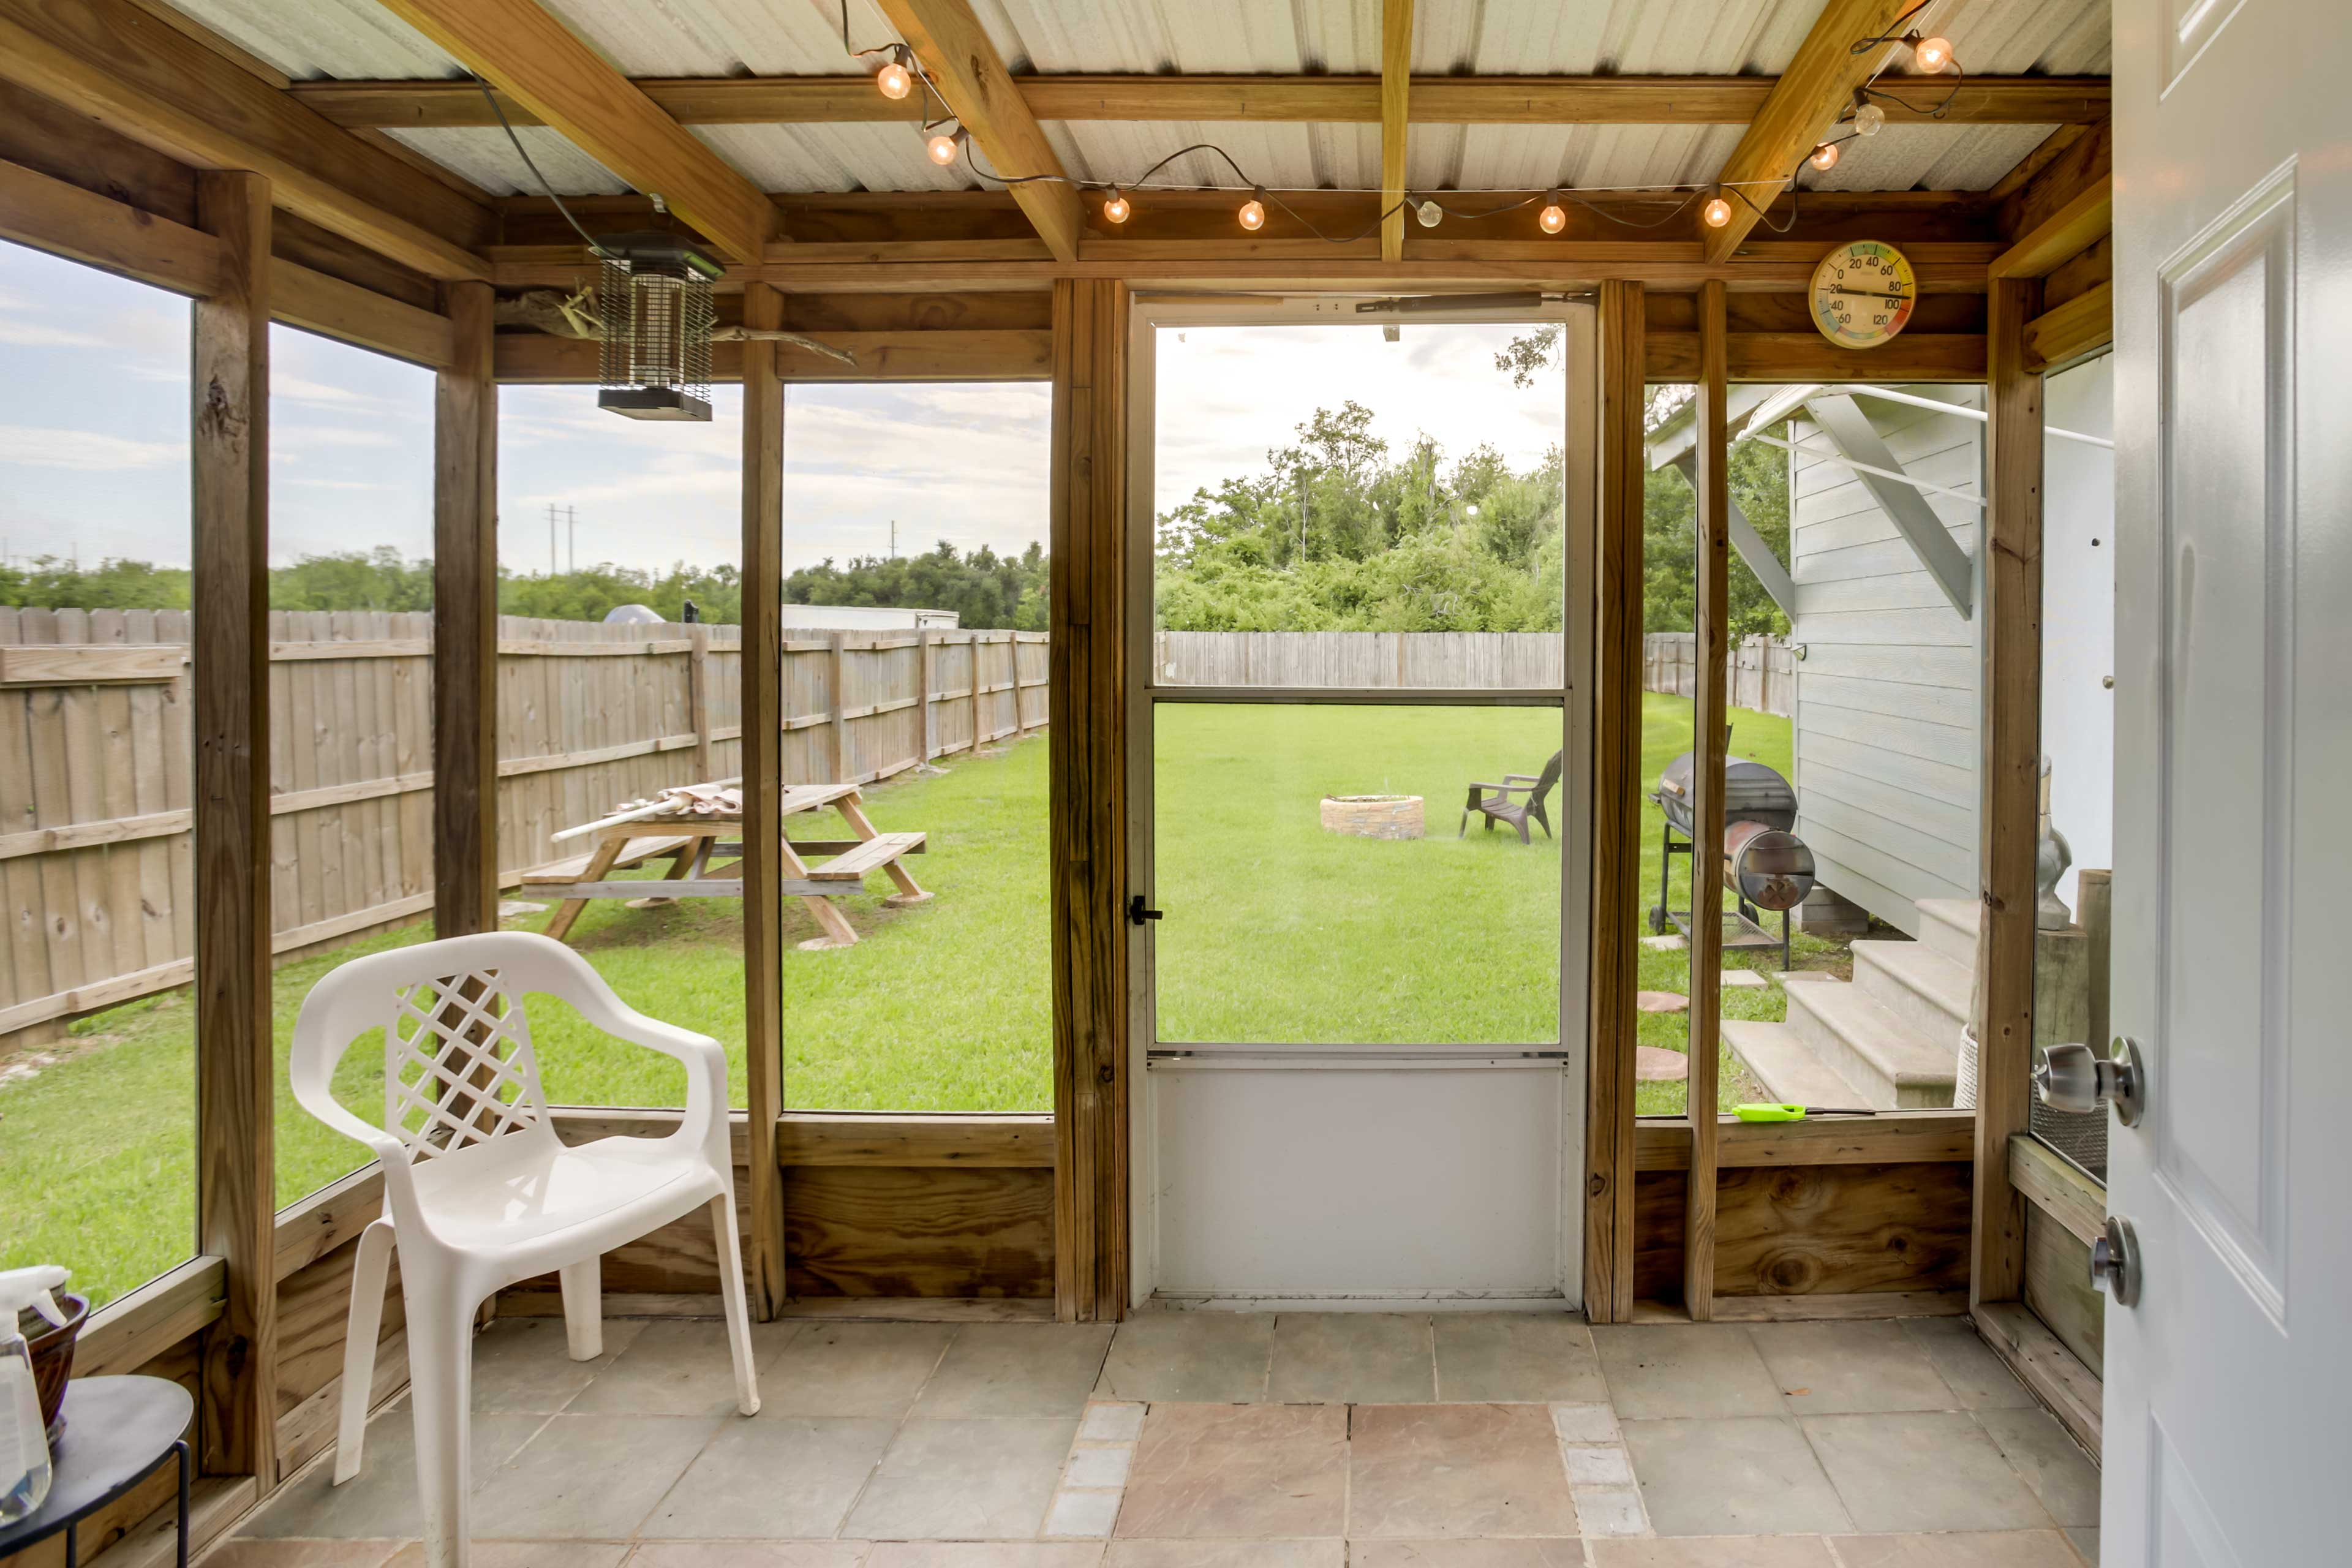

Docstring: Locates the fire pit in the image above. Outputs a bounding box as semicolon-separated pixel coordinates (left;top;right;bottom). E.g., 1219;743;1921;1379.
1321;793;1424;840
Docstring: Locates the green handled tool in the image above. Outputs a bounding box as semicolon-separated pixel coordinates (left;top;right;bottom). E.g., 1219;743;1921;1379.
1731;1103;1877;1121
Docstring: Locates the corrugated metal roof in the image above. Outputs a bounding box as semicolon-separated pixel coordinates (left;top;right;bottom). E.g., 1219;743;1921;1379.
162;0;2107;199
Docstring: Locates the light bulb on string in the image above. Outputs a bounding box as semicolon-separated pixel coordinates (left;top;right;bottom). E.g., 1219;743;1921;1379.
1101;187;1130;224
1912;34;1953;72
1238;189;1266;231
1414;198;1442;228
875;50;912;100
1809;141;1841;172
925;124;965;165
1853;99;1886;136
1539;192;1567;234
1702;189;1733;228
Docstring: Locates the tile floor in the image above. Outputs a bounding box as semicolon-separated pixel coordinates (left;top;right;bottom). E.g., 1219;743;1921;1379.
212;1311;2100;1568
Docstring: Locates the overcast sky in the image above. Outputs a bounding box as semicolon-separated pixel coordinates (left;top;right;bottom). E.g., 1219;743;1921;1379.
2;242;1562;579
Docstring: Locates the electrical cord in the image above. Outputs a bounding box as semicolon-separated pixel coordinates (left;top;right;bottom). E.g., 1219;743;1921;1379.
478;78;608;256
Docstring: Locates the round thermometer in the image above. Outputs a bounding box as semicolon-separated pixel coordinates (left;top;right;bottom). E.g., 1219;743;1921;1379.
1809;239;1917;349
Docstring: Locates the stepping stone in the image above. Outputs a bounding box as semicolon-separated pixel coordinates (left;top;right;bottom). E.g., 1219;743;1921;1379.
1635;1047;1689;1082
1641;933;1687;952
499;899;548;919
1637;990;1689;1014
1721;970;1768;989
1773;970;1833;984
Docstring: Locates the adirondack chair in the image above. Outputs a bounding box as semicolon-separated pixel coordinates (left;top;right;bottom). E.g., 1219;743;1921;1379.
1460;750;1563;844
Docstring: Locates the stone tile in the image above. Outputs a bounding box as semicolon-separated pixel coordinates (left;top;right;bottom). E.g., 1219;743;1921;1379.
1588;1540;1838;1567
470;1316;648;1413
206;1544;409;1568
1080;1403;1148;1442
1065;1446;1134;1488
1558;1445;1633;1484
244;1411;547;1538
1103;1545;1341;1568
1432;1315;1607;1403
388;1547;635;1568
1569;1486;1646;1537
2064;1527;2098;1564
1721;971;1769;989
1621;1416;1852;1537
845;1417;1080;1540
1548;1403;1619;1444
1828;1532;2085;1567
566;1319;794;1417
764;1322;957;1419
1589;1325;1784;1420
1097;1314;1274;1404
867;1548;1104;1568
1348;1543;1586;1568
1345;1403;1578;1540
483;1413;727;1539
1898;1319;2035;1411
1114;1403;1348;1539
1803;1414;2056;1534
1044;1490;1126;1538
918;1324;1117;1417
640;1416;896;1538
1265;1314;1433;1404
628;1548;869;1568
1747;1322;1961;1415
1973;1409;2101;1528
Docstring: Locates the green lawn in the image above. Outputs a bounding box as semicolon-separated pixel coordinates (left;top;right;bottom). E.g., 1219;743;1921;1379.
2;695;1839;1306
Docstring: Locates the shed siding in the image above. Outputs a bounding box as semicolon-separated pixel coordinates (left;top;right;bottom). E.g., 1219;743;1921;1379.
1787;390;1985;935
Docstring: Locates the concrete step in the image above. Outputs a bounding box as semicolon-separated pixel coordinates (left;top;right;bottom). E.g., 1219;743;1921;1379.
1723;1020;1874;1109
1915;897;1980;967
1784;977;1958;1109
1853;937;1974;1049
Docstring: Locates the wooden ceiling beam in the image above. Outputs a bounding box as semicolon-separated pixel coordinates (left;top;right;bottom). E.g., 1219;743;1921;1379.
873;0;1085;263
1702;0;1915;263
1379;1;1412;263
1989;177;2111;279
373;0;775;266
0;0;492;280
288;72;2109;130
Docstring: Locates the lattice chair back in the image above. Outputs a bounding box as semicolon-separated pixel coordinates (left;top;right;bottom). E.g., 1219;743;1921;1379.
290;932;605;1174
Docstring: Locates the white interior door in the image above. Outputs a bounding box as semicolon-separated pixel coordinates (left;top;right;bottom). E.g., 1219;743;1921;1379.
2107;2;2352;1560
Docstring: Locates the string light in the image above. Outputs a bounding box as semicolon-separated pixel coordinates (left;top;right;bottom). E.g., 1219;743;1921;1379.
1238;189;1267;231
1912;34;1954;72
1414;198;1442;228
1853;99;1886;136
1539;192;1567;233
1809;141;1841;172
875;46;913;100
1702;189;1733;228
925;124;965;165
1101;186;1130;224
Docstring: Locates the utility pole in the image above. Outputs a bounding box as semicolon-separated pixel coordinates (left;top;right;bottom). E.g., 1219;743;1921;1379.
889;519;897;560
544;502;578;575
546;501;558;576
567;505;578;573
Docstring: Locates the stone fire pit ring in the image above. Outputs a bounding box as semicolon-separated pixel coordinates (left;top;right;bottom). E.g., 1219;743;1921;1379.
1321;793;1424;840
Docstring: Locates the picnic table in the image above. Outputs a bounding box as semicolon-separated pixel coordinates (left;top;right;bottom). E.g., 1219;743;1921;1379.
524;781;930;951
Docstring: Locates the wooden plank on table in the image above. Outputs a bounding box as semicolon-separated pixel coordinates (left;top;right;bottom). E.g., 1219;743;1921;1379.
1585;279;1644;1324
1048;277;1128;1322
804;831;925;881
1971;276;2045;1313
190;167;276;1482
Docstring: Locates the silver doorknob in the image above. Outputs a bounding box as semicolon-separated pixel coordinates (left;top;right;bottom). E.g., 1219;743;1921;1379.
2032;1036;2146;1127
2090;1215;2142;1306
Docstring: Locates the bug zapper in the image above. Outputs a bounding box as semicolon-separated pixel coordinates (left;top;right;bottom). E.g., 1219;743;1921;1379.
594;232;725;422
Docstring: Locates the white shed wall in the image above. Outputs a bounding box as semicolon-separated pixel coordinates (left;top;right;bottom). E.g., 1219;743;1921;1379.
1786;388;1986;936
2040;355;2116;907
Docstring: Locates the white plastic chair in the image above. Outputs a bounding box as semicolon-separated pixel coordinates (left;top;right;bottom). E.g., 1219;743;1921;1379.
290;931;760;1568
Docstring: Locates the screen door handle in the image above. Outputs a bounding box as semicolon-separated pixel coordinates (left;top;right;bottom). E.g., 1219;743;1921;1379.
1128;895;1162;926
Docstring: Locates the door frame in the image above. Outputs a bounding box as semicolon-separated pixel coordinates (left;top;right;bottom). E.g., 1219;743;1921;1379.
1118;293;1598;1309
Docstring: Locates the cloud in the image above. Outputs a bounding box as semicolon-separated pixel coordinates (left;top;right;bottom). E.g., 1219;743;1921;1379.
0;426;183;471
0;321;106;349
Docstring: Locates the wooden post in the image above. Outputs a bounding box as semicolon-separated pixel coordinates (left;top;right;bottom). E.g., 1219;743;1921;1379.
1684;278;1728;1319
1972;276;2046;1310
1583;278;1644;1324
827;629;849;783
190;168;275;1481
686;622;715;780
432;280;497;939
969;631;986;753
738;280;788;1317
1049;277;1129;1321
917;627;935;762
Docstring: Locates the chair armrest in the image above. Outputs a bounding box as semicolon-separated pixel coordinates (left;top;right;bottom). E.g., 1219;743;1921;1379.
1466;780;1528;796
1503;774;1542;785
562;981;730;1163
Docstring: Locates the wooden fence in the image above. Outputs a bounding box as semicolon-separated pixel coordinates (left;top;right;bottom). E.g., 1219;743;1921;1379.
0;607;1046;1043
1153;630;1566;687
1642;632;1796;717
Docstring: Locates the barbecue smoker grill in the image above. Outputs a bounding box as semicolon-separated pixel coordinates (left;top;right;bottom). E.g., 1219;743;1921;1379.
1648;750;1816;970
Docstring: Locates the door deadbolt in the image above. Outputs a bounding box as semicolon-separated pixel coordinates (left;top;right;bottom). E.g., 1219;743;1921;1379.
2033;1036;2146;1127
2089;1215;2142;1307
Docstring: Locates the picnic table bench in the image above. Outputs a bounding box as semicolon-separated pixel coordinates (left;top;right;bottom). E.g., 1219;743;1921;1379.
524;781;930;951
